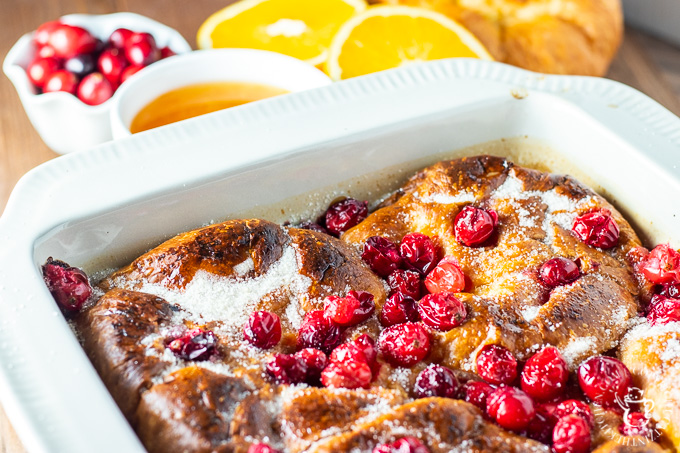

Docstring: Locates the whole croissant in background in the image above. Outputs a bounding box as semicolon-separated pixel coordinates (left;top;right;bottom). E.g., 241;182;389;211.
370;0;623;76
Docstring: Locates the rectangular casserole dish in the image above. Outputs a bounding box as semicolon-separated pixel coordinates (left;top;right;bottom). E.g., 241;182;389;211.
0;58;679;453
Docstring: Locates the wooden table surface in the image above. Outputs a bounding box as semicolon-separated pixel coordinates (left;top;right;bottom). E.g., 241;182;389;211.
1;1;680;451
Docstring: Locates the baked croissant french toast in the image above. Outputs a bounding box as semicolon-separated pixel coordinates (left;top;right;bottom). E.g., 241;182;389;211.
43;155;680;453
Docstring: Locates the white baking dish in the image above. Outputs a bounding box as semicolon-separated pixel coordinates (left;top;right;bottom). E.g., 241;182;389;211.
1;58;679;453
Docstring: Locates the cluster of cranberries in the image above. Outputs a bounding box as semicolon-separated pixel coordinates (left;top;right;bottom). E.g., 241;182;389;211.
373;437;430;453
27;20;175;105
636;243;680;324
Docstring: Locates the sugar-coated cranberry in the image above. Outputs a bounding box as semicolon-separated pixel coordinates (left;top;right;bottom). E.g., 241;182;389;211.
108;28;133;48
380;292;419;327
77;73;113;106
578;356;632;408
323;291;375;327
418;292;466;331
294;348;328;384
42;258;92;312
354;334;378;365
640;244;680;285
424;256;466;294
321;360;372;389
266;353;307;384
462;381;494;410
619;411;653;437
399;233;438;275
362;236;402;277
486;387;536;431
330;341;369;364
43;70;78;94
378;322;430;368
552;415;592;453
64;54;96;78
298;221;329;234
555;400;594;428
572;209;619;249
34;20;62;47
527;404;555;444
324;198;368;236
476;344;518;386
125;32;160;66
160;46;176;58
97;47;128;86
248;443;281;453
166;327;217;361
27;57;61;89
243;310;281;349
48;24;96;58
296;310;344;353
387;269;421;299
648;294;680;325
454;206;498;247
521;346;569;401
372;437;430;453
413;364;459;399
539;257;580;288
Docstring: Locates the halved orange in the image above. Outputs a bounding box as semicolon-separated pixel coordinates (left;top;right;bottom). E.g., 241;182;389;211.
197;0;367;66
326;6;493;80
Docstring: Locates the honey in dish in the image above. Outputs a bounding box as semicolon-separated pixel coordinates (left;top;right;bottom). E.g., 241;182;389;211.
130;81;288;133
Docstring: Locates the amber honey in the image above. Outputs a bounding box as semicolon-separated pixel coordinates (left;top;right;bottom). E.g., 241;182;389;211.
130;82;288;133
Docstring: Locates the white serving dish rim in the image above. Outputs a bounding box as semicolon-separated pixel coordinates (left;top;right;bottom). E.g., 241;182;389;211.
0;58;679;453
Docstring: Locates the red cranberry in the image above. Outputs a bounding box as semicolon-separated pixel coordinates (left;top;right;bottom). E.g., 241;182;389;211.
330;341;369;364
527;404;556;444
294;348;328;384
108;28;133;48
266;353;307;384
454;206;498;247
378;322;430;368
38;45;57;58
418;292;466;331
572;209;619;249
64;54;96;78
354;334;378;365
552;415;591;453
27;57;61;89
463;381;494;410
48;24;96;58
125;32;160;66
323;291;375;327
77;73;113;106
166;327;217;361
362;236;402;277
298;221;329;234
248;443;281;453
387;269;421;299
660;282;680;298
476;344;517;386
539;257;580;287
296;310;344;353
486;387;536;431
43;70;78;95
413;364;459;399
424;256;466;294
243;310;282;349
380;292;419;327
399;233;438;275
372;437;430;453
521;346;569;401
160;46;176;58
98;47;128;86
42;258;92;312
321;360;372;389
555;400;594;428
640;244;680;285
619;411;653;437
120;64;144;83
324;198;368;236
578;356;632;408
648;294;680;325
34;20;62;47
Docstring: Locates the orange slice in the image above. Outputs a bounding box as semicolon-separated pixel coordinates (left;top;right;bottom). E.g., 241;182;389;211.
326;6;493;80
197;0;367;66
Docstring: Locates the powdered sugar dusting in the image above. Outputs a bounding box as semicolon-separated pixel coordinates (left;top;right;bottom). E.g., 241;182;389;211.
418;192;476;205
521;306;541;322
561;336;597;369
233;257;254;276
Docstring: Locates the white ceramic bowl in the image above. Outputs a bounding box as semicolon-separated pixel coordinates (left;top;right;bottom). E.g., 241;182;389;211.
110;48;333;138
1;59;680;452
2;12;191;155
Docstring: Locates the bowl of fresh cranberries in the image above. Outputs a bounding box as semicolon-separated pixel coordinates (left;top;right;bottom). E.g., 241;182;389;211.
3;13;191;154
